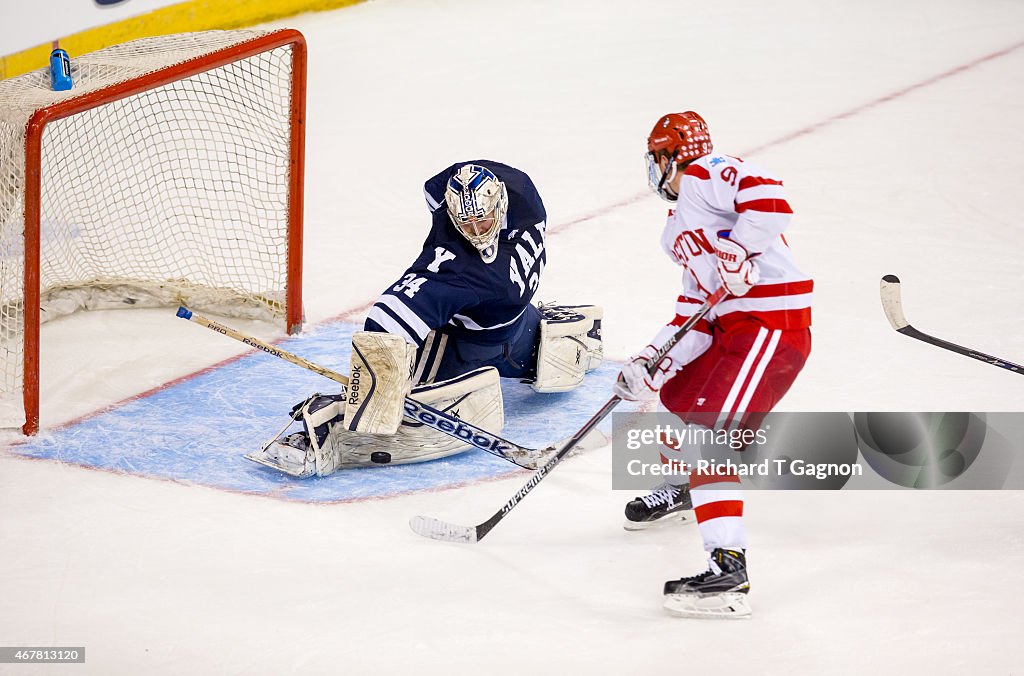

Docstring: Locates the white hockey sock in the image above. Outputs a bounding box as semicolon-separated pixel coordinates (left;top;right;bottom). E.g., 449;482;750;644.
691;485;747;552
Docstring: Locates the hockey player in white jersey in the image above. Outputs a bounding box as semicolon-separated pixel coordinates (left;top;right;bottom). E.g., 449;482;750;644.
249;161;602;477
615;112;813;618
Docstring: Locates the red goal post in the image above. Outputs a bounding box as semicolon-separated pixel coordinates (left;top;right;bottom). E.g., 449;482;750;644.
0;29;307;434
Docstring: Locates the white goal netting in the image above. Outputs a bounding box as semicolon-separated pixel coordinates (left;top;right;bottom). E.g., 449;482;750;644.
0;29;303;429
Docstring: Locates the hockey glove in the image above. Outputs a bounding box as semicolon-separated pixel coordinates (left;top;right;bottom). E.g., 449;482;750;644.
613;345;678;401
714;232;759;297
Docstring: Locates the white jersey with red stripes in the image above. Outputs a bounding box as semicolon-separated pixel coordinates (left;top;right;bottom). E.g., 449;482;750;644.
659;153;813;334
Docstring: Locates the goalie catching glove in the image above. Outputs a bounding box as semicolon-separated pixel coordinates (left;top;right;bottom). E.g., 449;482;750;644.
532;304;603;393
714;231;759;297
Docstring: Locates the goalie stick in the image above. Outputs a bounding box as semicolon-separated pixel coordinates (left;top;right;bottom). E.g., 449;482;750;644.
175;306;584;470
410;287;729;544
880;275;1023;375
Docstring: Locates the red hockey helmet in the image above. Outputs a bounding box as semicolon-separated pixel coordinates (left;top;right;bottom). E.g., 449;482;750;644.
647;111;712;162
645;112;713;201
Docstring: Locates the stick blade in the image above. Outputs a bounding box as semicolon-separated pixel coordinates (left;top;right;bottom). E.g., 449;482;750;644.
879;274;910;330
409;515;479;543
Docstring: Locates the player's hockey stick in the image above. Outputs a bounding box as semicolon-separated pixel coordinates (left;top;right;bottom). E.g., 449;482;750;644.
410;287;728;544
175;307;566;469
880;275;1023;375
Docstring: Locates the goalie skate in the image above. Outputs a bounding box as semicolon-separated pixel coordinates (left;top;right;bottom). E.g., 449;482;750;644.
245;433;315;479
662;548;752;619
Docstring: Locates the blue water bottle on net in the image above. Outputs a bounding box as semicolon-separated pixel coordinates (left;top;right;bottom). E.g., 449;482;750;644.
49;48;73;91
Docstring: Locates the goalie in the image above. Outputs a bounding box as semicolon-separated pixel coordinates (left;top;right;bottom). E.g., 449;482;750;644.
249;160;603;477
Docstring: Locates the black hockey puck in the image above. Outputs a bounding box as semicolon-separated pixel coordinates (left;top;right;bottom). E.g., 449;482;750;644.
370;451;392;464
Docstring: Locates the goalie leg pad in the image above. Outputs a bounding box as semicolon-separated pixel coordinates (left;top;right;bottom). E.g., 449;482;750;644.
249;367;504;477
533;304;604;393
345;331;416;435
305;394;347;476
412;329;451;385
329;366;505;469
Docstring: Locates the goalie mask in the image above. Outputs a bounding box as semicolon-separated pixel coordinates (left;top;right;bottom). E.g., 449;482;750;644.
444;164;508;263
645;111;713;202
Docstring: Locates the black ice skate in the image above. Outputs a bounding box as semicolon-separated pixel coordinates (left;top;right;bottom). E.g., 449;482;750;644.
663;548;752;619
623;482;693;530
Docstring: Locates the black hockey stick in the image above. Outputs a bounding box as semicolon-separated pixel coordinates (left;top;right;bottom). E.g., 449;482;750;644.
176;306;583;470
409;287;728;543
880;275;1023;375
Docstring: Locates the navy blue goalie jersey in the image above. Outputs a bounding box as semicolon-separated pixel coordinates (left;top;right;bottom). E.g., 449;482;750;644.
365;160;547;347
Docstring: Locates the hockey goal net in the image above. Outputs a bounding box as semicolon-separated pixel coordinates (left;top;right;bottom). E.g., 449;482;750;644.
0;29;306;434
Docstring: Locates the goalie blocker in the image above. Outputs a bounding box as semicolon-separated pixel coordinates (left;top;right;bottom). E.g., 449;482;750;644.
345;331;416;435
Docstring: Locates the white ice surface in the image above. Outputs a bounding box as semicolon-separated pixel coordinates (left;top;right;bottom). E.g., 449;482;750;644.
2;0;1024;673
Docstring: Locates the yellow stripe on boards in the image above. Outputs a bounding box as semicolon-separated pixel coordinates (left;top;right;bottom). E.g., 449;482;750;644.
1;0;364;79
